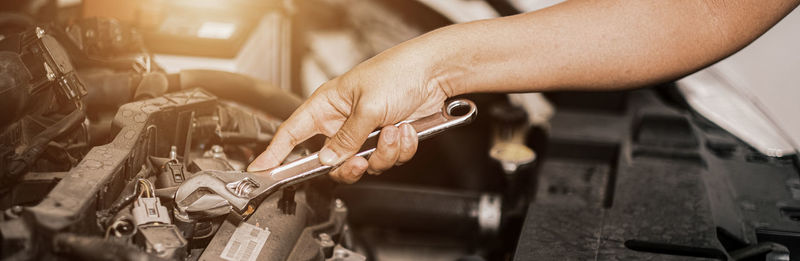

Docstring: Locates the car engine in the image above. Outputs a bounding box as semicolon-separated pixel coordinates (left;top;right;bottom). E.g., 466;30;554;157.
0;18;343;260
2;1;800;261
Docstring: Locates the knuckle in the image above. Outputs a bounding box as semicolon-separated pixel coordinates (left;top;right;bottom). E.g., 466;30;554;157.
329;168;343;180
333;129;360;150
366;168;381;175
371;149;396;166
337;174;355;184
379;137;400;152
373;148;393;162
368;158;389;171
284;130;302;147
343;177;358;184
355;103;382;119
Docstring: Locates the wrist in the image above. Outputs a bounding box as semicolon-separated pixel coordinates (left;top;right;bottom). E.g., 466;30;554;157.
413;27;471;98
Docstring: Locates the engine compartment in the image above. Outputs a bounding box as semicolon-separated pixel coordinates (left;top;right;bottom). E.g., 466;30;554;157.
2;2;800;261
0;17;509;260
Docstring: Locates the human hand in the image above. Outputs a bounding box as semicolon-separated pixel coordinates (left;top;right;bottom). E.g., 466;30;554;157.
247;42;452;183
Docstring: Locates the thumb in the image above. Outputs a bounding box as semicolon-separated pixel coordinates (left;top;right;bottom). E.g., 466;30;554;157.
319;107;378;166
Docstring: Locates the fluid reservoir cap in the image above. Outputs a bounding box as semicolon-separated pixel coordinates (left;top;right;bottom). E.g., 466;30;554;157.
490;142;536;174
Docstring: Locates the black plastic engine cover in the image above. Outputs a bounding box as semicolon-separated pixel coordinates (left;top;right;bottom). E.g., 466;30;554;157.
514;89;800;260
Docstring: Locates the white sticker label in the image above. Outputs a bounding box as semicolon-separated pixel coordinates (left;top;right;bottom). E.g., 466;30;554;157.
220;222;270;261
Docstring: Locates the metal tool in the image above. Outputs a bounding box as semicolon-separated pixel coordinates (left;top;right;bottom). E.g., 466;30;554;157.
174;99;478;214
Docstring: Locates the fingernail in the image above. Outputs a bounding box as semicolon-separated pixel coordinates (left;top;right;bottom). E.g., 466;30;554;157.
247;159;266;172
247;164;263;172
350;168;362;179
319;148;340;166
383;127;398;145
402;124;415;143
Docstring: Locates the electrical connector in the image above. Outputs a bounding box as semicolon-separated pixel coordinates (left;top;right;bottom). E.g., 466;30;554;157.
132;197;170;226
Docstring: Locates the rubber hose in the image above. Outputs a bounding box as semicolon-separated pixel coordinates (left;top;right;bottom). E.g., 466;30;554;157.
175;70;302;120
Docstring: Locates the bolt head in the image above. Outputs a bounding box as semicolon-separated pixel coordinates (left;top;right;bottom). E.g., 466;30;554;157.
319;233;331;240
334;248;350;258
35;27;45;38
153;243;166;253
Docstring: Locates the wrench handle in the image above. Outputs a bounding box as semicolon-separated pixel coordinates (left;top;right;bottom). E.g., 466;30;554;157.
267;99;478;182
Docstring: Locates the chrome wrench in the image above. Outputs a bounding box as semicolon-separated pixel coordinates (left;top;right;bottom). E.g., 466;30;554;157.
174;99;477;213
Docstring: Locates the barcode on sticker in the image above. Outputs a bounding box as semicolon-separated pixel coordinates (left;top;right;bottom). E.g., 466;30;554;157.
220;223;270;261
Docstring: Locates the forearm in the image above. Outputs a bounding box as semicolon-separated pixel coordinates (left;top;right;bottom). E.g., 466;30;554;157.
412;0;799;96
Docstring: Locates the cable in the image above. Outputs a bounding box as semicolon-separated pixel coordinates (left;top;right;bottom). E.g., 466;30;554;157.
2;107;86;192
97;165;151;228
144;179;155;197
137;178;155;198
137;180;147;198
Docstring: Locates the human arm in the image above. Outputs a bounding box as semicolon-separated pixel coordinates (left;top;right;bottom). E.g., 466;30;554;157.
248;0;799;182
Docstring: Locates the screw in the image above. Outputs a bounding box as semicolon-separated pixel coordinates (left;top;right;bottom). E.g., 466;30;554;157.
4;206;23;219
35;27;45;38
333;249;350;259
153;243;166;254
333;248;350;259
318;233;334;246
211;145;225;158
117;220;134;234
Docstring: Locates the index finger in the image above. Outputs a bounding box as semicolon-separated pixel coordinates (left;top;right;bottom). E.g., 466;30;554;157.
247;108;319;171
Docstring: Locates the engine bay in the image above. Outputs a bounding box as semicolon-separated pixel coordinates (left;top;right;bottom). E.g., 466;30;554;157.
2;1;800;261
